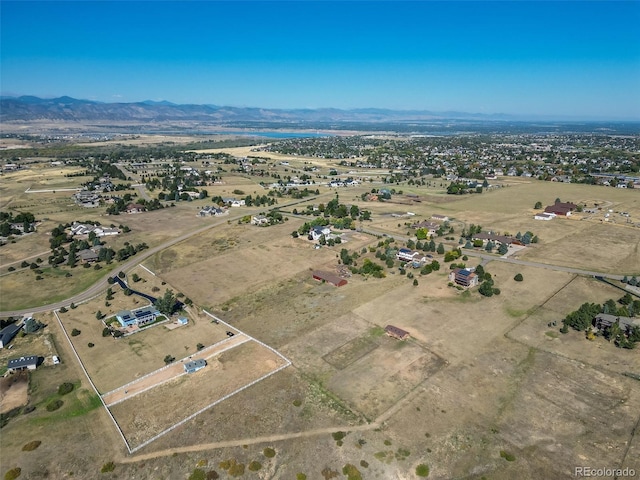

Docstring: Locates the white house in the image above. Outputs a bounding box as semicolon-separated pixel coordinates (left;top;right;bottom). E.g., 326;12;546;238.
534;212;555;221
309;226;331;241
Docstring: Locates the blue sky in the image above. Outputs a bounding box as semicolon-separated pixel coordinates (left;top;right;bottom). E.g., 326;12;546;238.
1;1;639;119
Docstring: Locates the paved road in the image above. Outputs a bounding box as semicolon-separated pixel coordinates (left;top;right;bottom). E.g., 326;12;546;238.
0;195;328;317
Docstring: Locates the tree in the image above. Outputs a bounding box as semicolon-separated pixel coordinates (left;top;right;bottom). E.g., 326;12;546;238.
118;271;125;279
514;273;524;282
498;243;508;255
96;310;104;320
71;328;81;336
413;278;419;286
155;289;177;315
479;282;494;297
534;201;543;209
164;354;175;364
102;327;111;337
436;243;445;254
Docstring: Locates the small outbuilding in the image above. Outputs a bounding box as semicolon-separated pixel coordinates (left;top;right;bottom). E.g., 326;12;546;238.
7;355;38;372
184;359;206;374
177;317;188;326
385;325;410;341
312;271;348;287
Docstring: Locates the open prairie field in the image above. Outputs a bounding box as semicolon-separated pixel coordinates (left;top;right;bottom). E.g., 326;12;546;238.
109;340;288;449
148;219;374;308
0;265;111;311
508;274;640;374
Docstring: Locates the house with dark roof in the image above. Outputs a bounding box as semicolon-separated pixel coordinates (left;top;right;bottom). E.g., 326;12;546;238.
472;233;524;247
7;355;38;372
116;307;160;328
0;323;22;348
544;201;577;217
78;249;99;263
312;271;348;287
184;359;207;374
385;325;410;340
593;313;640;334
125;203;146;214
449;268;479;287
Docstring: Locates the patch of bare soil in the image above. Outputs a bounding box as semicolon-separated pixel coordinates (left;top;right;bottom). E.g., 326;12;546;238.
0;371;29;413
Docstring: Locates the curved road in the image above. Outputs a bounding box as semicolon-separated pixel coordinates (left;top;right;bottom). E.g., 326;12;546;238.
0;195;330;317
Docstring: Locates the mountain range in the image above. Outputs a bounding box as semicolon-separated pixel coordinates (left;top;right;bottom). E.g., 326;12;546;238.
0;95;512;123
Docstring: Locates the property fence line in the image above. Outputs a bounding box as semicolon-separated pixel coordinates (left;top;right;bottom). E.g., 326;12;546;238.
138;264;156;276
54;310;132;454
202;309;292;366
129;361;291;453
101;334;246;398
104;337;251;407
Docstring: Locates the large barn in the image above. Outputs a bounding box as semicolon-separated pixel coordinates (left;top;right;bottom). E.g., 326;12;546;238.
312;271;348;287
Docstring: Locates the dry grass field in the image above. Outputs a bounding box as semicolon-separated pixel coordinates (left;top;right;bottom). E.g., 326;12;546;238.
109;340;288;449
3;149;640;478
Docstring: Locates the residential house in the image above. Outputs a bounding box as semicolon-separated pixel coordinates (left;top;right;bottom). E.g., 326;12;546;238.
125;203;146;214
77;249;99;263
7;355;38;372
184;359;207;374
396;248;428;267
449;268;479;287
222;198;245;207
431;214;449;222
309;226;331;241
0;322;22;348
115;307;160;328
251;215;269;226
593;313;640;334
472;233;524;247
412;220;439;236
385;325;410;340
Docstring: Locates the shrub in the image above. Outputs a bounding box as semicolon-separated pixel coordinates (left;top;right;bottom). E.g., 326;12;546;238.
263;447;276;457
293;398;302;407
342;464;362;480
22;405;35;414
101;461;116;473
4;467;21;480
359;460;368;468
164;355;175;364
7;266;15;272
197;343;205;350
59;307;68;313
46;400;63;411
118;271;125;278
107;277;115;284
248;461;262;471
206;472;219;480
500;450;516;462
296;474;307;480
332;431;346;441
384;439;392;446
22;440;41;451
70;303;76;309
188;469;205;480
102;327;111;337
71;328;81;336
58;382;74;395
514;273;523;282
416;464;430;477
88;342;95;348
65;272;72;278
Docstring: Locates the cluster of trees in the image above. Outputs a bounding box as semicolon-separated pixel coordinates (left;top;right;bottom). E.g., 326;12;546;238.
561;295;640;349
515;231;538;244
420;260;441;275
0;211;36;237
444;248;463;263
473;265;500;297
154;289;179;316
621;276;639;287
351;258;385;278
446;182;483;195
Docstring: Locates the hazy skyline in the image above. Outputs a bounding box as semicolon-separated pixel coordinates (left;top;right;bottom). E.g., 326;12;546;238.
2;1;639;120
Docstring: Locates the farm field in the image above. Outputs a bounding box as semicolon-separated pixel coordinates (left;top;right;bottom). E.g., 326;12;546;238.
2;147;640;479
109;340;288;449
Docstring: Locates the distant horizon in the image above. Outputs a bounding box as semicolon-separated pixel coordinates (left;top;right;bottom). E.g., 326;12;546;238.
2;1;639;121
3;94;640;123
